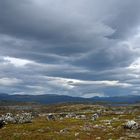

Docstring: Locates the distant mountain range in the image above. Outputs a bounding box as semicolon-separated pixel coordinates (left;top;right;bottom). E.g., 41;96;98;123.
0;93;140;104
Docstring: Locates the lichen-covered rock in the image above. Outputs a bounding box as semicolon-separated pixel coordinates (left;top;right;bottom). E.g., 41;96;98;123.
91;113;99;121
2;113;16;124
16;113;32;124
0;112;32;124
124;120;140;130
4;116;16;124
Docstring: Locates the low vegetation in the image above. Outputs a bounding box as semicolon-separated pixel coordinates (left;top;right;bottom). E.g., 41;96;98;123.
0;103;140;140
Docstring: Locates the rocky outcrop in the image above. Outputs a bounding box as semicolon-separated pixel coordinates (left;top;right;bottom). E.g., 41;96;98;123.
0;113;32;124
15;113;32;124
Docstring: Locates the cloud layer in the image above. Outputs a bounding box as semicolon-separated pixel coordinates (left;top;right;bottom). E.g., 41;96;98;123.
0;0;140;97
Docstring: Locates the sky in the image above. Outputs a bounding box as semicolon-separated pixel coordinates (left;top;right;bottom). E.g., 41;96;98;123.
0;0;140;97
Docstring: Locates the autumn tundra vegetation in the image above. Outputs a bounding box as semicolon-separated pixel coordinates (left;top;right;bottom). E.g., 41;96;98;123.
0;102;140;140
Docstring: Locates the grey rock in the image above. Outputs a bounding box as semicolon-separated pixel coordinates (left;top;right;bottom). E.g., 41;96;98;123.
47;113;56;121
91;113;99;121
124;120;140;130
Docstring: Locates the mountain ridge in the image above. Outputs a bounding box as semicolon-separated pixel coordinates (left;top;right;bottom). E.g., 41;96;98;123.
0;93;140;104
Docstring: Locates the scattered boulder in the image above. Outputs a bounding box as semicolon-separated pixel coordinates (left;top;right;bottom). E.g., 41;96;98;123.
47;113;56;121
124;120;140;130
91;113;99;121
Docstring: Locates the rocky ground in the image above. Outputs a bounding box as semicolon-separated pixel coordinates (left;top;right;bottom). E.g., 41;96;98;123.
0;103;140;140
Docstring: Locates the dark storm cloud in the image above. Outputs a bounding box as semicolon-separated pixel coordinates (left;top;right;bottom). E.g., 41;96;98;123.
106;1;140;39
74;42;138;70
1;0;140;40
0;0;140;97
